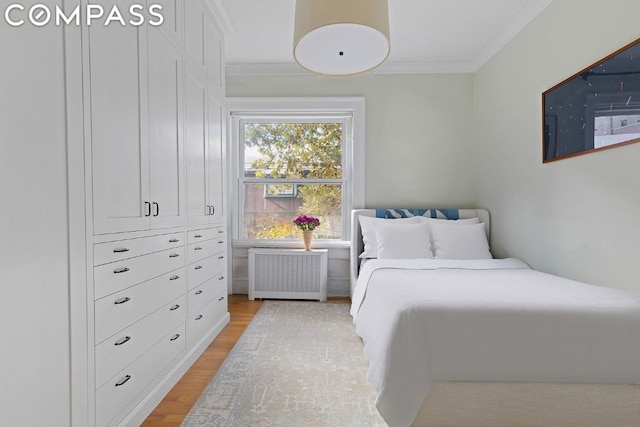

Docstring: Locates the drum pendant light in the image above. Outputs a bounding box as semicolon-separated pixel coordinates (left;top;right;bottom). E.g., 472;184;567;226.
293;0;390;77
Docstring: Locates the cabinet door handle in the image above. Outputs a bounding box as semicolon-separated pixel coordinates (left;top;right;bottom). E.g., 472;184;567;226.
170;304;180;311
114;267;129;274
169;253;180;258
113;247;129;253
169;238;179;243
218;296;225;302
169;275;180;281
115;375;131;387
114;297;130;305
194;234;203;238
144;201;151;217
195;314;203;320
170;334;180;341
194;247;202;251
195;290;203;295
153;202;159;217
211;206;215;215
194;265;203;270
114;336;131;346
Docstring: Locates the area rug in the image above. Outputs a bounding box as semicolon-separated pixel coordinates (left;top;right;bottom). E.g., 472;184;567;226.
181;300;386;427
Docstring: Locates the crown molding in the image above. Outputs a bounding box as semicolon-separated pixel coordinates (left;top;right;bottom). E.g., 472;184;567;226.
226;61;476;77
472;0;553;70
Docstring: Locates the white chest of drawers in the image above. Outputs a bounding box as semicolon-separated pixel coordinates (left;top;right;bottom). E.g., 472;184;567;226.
91;227;229;426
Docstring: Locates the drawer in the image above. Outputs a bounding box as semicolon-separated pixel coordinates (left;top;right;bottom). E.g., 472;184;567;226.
94;232;184;266
94;268;187;344
95;295;186;388
187;254;227;290
95;323;186;427
188;289;227;346
187;226;225;244
188;272;227;316
94;246;185;299
187;238;226;264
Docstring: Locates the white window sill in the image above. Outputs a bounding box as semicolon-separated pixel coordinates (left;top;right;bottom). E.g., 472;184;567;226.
232;239;351;250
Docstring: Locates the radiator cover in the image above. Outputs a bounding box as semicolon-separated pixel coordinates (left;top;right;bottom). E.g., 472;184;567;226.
248;248;328;301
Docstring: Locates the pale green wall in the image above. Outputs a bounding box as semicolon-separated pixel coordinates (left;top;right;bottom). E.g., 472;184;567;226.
474;0;640;292
227;73;476;207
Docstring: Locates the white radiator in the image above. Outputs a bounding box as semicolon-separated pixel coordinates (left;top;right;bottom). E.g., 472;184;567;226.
248;248;328;301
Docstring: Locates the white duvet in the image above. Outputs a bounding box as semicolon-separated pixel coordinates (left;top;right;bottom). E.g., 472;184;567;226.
350;259;640;427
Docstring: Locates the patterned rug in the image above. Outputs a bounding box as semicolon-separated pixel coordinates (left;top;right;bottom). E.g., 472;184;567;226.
181;300;386;427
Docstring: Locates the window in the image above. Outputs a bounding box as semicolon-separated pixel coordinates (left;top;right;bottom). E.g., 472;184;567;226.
228;98;365;243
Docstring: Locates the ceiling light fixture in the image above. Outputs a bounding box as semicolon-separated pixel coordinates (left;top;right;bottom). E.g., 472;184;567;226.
293;0;390;77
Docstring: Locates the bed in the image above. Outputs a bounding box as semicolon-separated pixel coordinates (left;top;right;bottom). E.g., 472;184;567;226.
349;208;640;427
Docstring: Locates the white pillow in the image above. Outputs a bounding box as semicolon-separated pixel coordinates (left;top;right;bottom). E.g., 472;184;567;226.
358;216;423;258
430;222;492;259
376;222;433;259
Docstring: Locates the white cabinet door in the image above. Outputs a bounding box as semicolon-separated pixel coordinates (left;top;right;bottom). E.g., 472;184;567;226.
208;96;225;225
185;66;209;226
90;0;149;234
204;19;224;99
148;31;186;229
152;0;183;49
184;0;205;71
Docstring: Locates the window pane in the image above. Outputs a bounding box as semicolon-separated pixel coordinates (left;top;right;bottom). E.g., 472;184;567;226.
243;123;342;179
243;183;342;240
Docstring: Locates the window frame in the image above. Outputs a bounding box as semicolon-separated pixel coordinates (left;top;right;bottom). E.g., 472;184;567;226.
226;97;365;246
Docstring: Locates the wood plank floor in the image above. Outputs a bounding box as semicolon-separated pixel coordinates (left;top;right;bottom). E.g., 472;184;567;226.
142;295;264;426
142;295;350;426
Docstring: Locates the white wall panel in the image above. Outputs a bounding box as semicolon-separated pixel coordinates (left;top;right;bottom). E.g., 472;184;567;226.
0;18;70;427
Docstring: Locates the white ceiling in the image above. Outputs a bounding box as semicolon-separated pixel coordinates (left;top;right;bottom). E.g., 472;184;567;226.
214;0;553;76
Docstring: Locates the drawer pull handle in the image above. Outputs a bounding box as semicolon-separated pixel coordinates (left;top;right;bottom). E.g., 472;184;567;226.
114;267;129;274
194;234;203;238
195;314;203;320
194;247;203;251
115;375;131;387
218;256;224;260
218;276;224;280
170;304;180;311
169;275;180;281
195;290;203;295
113;248;129;253
218;230;224;234
218;240;224;244
114;336;131;346
170;334;180;341
169;253;180;258
114;297;130;305
218;296;225;301
169;238;179;243
194;265;203;270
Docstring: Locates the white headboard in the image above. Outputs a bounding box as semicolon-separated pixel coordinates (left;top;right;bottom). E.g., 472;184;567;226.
349;208;491;296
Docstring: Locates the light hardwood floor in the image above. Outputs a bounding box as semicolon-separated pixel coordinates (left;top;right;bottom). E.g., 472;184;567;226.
142;295;264;426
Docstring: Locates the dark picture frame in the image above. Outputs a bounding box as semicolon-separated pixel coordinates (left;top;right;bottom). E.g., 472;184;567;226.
543;37;640;162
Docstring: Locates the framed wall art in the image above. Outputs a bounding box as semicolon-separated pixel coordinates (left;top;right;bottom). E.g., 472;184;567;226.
543;37;640;162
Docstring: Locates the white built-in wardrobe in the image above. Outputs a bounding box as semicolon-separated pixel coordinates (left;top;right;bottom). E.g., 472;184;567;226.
84;1;229;425
3;1;229;426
